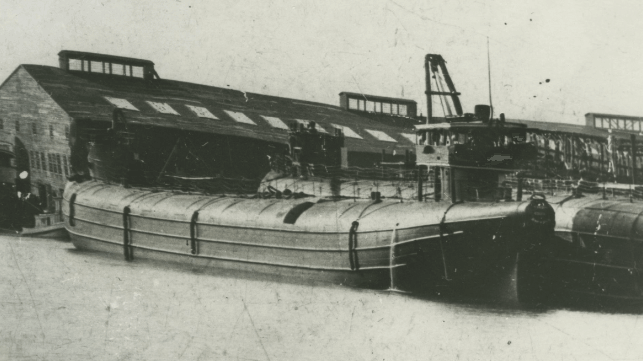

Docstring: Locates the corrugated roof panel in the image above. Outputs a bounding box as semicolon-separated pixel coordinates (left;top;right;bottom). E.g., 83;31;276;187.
331;124;362;139
400;133;416;144
146;101;180;115
224;110;256;125
365;129;397;142
261;116;289;130
186;105;218;119
296;119;328;133
104;96;139;111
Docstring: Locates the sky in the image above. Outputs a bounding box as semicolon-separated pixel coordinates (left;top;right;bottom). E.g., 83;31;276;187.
1;0;642;125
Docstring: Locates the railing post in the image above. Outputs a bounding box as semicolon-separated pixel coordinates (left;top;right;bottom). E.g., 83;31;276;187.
122;206;132;261
348;221;359;271
190;211;199;255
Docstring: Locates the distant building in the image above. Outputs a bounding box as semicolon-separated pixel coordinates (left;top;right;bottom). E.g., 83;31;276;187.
0;51;422;209
585;112;643;135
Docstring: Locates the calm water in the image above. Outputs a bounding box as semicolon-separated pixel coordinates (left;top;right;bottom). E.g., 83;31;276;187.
2;234;643;361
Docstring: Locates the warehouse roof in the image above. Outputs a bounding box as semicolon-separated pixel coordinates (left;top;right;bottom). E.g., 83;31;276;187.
17;64;419;153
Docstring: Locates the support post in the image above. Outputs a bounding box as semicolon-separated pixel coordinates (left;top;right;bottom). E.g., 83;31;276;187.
417;166;424;201
632;134;637;185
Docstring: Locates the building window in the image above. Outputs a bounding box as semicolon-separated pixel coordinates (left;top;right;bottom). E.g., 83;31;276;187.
391;104;399;115
399;104;408;116
365;129;397;142
66;155;72;175
56;154;63;175
47;153;63;175
146;101;180;115
63;155;71;176
112;63;124;76
0;118;3;130
49;124;54;139
31;123;37;135
375;102;382;112
594;117;602;128
69;59;82;71
132;66;144;78
618;119;626;129
357;99;365;111
186;105;218;119
366;101;375;112
348;98;358;110
65;125;70;140
261;115;289;130
223;110;257;125
31;151;38;170
382;103;391;114
104;97;139;111
90;61;104;73
296;119;328;133
15;121;20;132
330;124;363;139
40;153;47;172
47;154;54;174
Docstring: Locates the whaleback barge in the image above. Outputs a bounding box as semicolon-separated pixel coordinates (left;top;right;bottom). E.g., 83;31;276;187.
62;53;643;303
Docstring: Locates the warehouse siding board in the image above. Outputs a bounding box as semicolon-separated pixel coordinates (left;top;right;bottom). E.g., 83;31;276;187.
18;64;416;154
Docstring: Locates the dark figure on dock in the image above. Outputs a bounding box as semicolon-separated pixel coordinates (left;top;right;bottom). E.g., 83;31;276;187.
18;192;42;229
